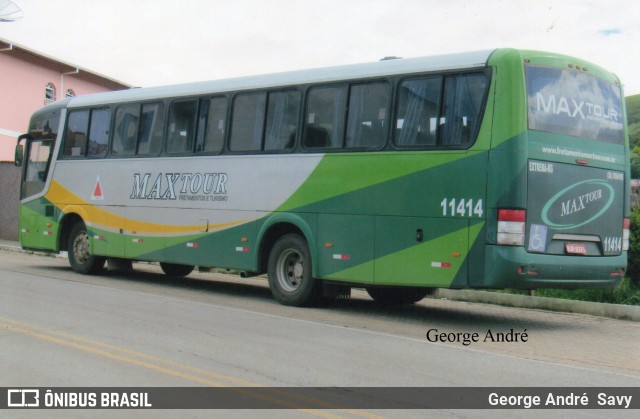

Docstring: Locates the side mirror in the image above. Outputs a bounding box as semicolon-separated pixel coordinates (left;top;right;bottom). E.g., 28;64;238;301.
14;144;24;167
15;133;32;167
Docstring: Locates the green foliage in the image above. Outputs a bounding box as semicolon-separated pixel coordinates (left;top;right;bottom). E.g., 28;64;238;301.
631;147;640;179
534;278;640;305
630;123;640;146
627;94;640;124
626;207;640;287
627;95;640;177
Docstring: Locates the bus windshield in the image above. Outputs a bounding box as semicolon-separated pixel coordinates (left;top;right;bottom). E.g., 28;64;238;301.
20;107;60;199
525;65;624;144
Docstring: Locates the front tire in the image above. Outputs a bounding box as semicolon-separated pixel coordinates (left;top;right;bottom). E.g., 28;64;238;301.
267;234;321;306
366;286;432;305
68;222;105;274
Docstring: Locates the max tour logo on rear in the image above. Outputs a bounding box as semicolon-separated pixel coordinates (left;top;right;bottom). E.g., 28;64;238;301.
541;179;614;230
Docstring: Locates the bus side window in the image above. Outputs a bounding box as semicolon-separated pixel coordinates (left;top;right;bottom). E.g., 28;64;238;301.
304;85;346;150
195;97;227;154
265;90;299;151
167;100;198;154
394;77;442;147
230;93;267;152
64;109;90;157
87;108;110;157
112;105;139;156
346;81;389;149
439;73;487;146
138;102;165;155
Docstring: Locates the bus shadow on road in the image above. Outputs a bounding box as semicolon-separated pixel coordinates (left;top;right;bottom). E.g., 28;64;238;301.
45;263;582;331
323;292;582;332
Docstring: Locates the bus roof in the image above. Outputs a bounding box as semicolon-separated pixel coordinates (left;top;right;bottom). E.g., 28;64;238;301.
68;49;495;108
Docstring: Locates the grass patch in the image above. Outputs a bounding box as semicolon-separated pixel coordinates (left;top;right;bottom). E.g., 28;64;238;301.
498;277;640;305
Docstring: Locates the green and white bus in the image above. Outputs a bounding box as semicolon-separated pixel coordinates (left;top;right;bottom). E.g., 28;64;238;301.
15;48;630;306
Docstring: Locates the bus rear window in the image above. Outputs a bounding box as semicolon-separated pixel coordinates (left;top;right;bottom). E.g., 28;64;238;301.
526;65;624;144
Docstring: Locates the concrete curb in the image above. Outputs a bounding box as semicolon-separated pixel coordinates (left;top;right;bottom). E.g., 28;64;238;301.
0;241;66;258
0;242;21;253
2;241;638;322
434;289;640;322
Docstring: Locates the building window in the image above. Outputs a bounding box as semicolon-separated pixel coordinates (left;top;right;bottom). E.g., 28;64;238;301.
66;89;75;98
45;83;56;103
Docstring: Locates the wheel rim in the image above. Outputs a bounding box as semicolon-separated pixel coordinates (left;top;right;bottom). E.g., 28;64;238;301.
72;231;90;264
275;248;305;293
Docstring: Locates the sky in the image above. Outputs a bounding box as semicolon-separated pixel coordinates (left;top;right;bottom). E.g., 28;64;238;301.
1;0;640;95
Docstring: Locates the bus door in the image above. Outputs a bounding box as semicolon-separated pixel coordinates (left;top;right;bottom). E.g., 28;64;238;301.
17;135;56;250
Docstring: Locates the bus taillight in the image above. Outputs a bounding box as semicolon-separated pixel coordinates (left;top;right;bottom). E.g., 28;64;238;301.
623;218;630;251
497;209;526;246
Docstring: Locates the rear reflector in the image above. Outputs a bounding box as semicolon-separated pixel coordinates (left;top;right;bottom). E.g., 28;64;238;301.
498;209;526;246
623;218;630;251
498;209;526;222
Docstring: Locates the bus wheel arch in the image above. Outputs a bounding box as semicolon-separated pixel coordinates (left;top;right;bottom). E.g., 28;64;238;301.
257;216;317;276
58;212;85;252
66;219;106;274
267;233;322;307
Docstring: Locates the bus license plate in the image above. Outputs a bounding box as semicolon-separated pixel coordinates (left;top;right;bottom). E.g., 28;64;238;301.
566;242;587;255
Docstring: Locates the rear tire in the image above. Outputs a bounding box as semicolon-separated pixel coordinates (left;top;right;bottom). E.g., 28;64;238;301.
267;234;321;306
366;286;432;305
68;222;105;275
160;262;194;278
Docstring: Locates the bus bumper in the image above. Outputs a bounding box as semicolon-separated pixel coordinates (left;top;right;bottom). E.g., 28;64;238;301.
483;246;626;289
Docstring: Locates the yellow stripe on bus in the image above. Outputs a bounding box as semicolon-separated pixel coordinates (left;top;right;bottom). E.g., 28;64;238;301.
46;180;250;235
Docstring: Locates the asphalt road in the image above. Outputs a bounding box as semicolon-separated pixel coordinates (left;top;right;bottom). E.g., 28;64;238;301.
1;250;639;418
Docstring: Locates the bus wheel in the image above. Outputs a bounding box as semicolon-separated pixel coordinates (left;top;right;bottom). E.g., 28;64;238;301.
366;286;432;305
267;234;321;307
68;222;105;275
160;262;194;278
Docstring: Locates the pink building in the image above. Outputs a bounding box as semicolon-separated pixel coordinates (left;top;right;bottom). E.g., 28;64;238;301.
0;37;130;161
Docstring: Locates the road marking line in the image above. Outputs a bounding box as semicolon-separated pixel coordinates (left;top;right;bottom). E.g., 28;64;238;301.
0;316;383;418
0;316;252;386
